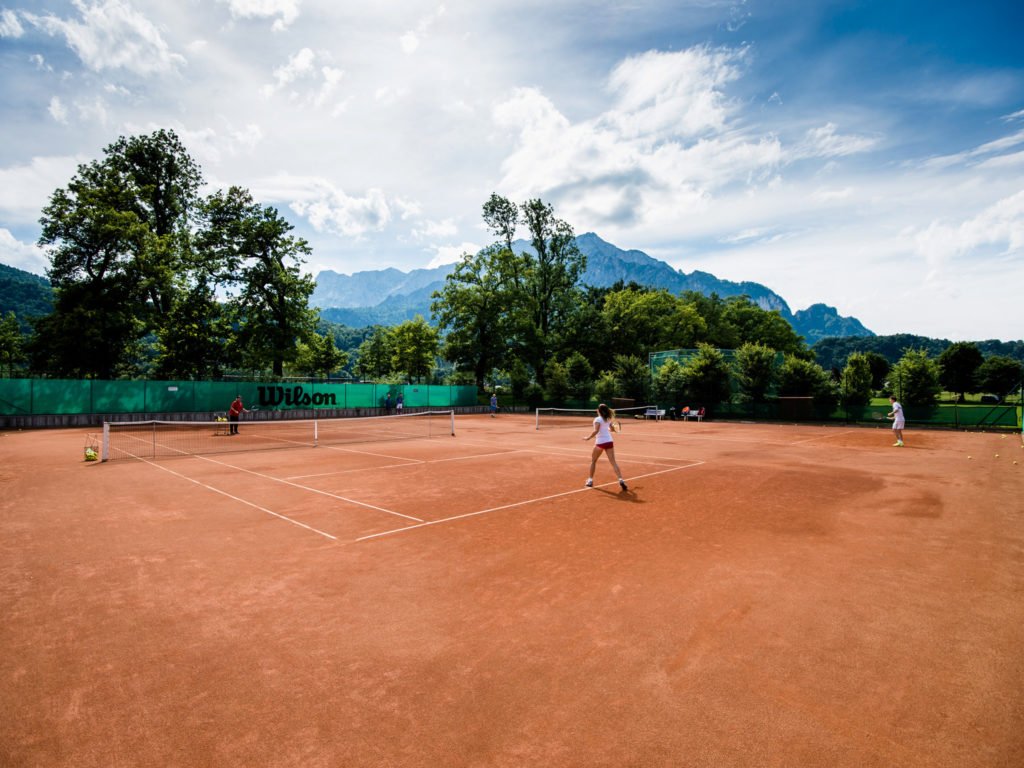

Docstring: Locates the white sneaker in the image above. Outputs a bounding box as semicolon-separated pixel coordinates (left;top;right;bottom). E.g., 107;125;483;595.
585;478;593;488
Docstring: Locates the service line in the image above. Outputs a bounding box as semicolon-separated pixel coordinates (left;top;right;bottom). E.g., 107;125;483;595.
191;454;424;522
140;457;338;541
355;461;703;543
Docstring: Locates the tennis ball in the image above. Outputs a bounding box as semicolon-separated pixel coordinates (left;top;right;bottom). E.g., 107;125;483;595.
995;454;999;458
967;456;972;460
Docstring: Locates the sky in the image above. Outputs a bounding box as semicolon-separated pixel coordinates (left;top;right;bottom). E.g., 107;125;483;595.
1;0;1022;342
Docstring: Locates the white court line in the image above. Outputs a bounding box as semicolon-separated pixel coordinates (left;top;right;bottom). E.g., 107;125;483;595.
453;435;699;467
318;444;428;462
355;461;703;543
139;457;337;541
516;446;686;468
286;448;525;481
191;454;424;523
287;459;422;480
791;429;859;445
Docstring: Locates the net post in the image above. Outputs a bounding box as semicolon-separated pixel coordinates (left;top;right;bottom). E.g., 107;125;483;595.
314;416;319;447
101;421;110;462
535;408;540;430
449;409;455;436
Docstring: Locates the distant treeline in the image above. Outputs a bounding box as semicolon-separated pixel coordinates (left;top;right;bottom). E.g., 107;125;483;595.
812;334;1024;371
6;259;1023;373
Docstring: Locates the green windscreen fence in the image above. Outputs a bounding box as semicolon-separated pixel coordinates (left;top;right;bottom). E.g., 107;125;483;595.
0;379;478;416
701;401;1020;430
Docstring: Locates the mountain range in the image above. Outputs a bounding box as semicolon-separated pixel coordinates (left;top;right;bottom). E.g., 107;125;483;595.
313;233;874;345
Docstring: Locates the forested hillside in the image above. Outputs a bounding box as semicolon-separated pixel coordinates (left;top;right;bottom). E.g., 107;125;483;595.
812;334;1024;369
0;264;52;331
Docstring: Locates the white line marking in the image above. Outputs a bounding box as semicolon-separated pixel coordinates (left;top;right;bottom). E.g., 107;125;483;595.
318;444;428;462
191;454;424;523
791;429;859;445
355;461;703;543
285;448;525;480
141;458;337;541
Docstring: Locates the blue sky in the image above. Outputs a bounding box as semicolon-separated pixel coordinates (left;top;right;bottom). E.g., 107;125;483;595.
1;0;1022;341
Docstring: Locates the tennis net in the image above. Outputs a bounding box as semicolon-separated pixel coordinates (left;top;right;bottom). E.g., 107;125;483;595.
101;410;456;461
534;405;656;430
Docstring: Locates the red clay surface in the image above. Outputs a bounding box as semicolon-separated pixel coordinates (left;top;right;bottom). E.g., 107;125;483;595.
2;415;1023;767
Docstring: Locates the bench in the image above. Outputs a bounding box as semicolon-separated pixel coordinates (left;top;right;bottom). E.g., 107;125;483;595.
645;408;666;421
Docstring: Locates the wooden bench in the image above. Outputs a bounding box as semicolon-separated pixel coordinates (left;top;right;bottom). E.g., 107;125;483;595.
644;408;666;421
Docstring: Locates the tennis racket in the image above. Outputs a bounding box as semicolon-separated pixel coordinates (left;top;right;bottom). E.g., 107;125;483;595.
612;420;621;433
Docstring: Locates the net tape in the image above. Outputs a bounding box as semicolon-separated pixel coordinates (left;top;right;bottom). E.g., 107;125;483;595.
102;410;455;461
534;405;657;430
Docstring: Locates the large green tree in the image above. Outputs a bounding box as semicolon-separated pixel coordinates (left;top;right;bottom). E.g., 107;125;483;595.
432;195;586;388
354;327;394;380
519;198;586;384
976;355;1023;398
888;349;941;406
200;187;317;377
778;354;838;409
734;342;778;403
937;342;984;402
722;297;805;354
293;331;349;379
601;288;705;355
431;245;514;388
682;343;733;407
840;352;874;407
652;357;687;407
390;315;439;383
33;130;203;376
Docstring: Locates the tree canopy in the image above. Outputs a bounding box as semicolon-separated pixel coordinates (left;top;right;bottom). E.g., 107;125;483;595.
28;130;317;379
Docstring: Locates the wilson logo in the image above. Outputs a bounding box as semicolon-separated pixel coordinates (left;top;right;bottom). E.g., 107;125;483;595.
257;385;337;408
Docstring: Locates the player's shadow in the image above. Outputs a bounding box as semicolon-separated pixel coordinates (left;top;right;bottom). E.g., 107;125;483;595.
591;486;642;502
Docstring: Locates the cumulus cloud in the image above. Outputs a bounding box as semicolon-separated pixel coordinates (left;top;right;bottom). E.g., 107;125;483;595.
914;189;1024;285
217;0;301;32
0;155;84;224
428;241;480;269
48;96;69;124
493;47;783;230
412;218;458;241
400;5;446;55
1;9;24;37
0;229;48;274
604;46;745;140
258;175;392;237
24;0;185;75
261;48;345;109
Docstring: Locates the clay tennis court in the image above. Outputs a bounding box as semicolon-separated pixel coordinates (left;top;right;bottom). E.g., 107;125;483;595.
2;414;1023;767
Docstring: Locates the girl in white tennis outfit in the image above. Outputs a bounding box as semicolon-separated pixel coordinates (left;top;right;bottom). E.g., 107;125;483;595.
582;403;628;491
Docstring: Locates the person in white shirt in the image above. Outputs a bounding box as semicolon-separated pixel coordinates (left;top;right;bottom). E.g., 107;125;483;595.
582;403;628;491
887;395;905;447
